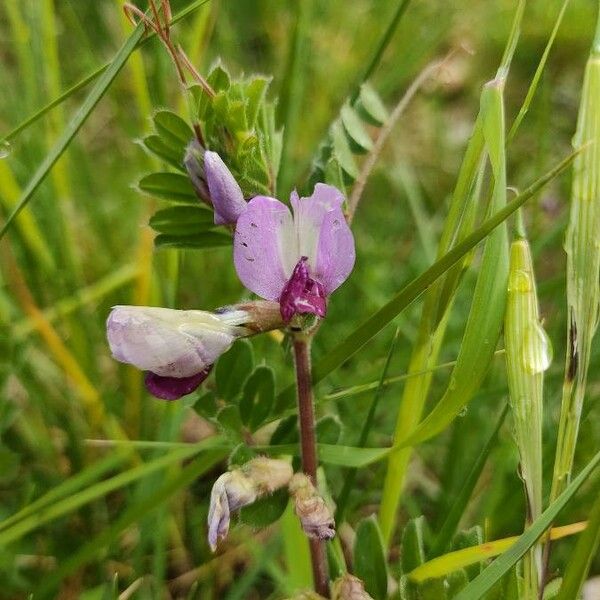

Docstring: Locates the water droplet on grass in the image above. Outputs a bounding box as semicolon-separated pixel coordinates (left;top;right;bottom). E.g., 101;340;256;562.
0;141;11;159
522;321;553;373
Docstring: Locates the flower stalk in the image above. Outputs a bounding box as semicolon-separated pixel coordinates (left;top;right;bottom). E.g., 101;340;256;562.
292;332;330;597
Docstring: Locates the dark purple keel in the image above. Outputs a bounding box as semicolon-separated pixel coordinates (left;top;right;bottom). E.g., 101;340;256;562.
145;366;212;400
279;257;327;323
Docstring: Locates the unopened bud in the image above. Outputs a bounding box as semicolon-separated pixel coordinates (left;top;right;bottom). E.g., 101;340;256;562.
289;473;335;541
184;140;209;201
208;458;292;551
204;150;247;225
332;574;374;600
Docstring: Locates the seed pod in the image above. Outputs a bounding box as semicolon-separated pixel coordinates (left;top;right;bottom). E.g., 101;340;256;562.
332;574;375;600
505;235;550;598
289;473;335;541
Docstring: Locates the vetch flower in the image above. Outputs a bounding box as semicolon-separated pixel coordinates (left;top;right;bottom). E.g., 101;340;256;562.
208;457;293;551
289;473;336;541
234;183;355;322
106;302;283;400
184;141;246;225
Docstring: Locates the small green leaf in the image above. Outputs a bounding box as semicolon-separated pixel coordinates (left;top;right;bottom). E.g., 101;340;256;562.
208;62;231;92
245;77;270;127
452;527;484;580
240;366;275;430
270;415;298;445
216;405;244;442
354;515;388;600
316;415;342;445
446;570;468;597
401;516;427;573
153;110;194;151
149;205;214;235
356;83;389;126
239;488;289;528
192;391;218;420
153;231;230;250
228;443;256;467
330;120;359;180
141;135;184;170
216;339;254;401
138;172;198;204
341;102;373;153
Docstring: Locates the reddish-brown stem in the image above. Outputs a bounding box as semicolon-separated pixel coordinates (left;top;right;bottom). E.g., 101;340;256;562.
292;334;329;597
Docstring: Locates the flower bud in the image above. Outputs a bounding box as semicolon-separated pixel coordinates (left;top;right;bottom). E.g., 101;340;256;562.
184;140;209;201
204;150;247;225
332;574;374;600
208;458;293;551
289;473;335;541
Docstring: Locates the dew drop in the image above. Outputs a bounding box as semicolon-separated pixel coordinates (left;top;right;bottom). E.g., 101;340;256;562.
0;141;11;159
522;321;553;374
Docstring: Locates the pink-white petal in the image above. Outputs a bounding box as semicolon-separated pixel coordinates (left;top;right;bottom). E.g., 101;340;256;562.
233;196;296;301
291;183;355;294
106;306;236;378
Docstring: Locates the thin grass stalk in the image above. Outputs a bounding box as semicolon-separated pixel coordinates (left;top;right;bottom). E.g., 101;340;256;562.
505;233;549;598
0;161;54;270
550;8;600;503
40;0;82;283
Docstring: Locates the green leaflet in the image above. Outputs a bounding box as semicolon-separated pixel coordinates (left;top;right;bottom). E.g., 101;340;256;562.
354;516;388;600
138;172;198;203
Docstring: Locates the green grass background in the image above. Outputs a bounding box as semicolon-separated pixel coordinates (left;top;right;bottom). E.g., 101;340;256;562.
0;0;599;598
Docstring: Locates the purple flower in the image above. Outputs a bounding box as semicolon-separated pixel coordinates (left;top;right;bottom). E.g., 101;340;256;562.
106;306;248;400
233;184;355;322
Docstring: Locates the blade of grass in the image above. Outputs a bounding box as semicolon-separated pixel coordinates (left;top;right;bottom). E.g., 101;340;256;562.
507;0;571;142
0;437;226;547
452;448;600;600
0;452;129;533
409;522;586;583
430;404;508;557
551;11;600;503
349;0;413;103
276;0;313;196
393;76;510;451
0;0;213;145
12;263;139;338
335;328;400;521
556;491;600;600
33;448;227;598
0;0;214;241
0;19;145;242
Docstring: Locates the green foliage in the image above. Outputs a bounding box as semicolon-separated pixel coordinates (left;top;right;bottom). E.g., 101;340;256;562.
2;0;600;598
354;516;388;600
